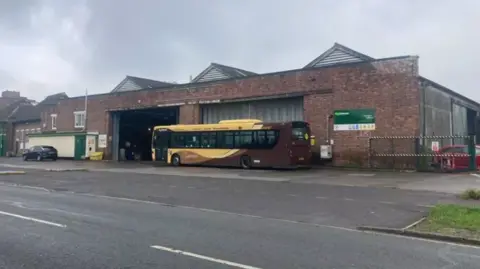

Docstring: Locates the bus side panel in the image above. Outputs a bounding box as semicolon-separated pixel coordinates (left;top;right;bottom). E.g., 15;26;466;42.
168;148;245;166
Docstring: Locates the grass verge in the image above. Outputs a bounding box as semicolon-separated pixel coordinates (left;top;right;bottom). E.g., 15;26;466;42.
460;189;480;200
411;204;480;240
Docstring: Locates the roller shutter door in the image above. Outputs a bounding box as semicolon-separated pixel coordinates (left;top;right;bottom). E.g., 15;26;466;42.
201;97;304;124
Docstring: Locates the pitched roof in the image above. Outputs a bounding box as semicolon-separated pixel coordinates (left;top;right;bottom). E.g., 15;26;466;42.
0;98;32;121
304;43;375;68
7;104;41;122
111;76;174;93
192;63;257;83
38;92;69;106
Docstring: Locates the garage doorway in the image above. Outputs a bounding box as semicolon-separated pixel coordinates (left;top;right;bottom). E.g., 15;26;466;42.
113;107;178;161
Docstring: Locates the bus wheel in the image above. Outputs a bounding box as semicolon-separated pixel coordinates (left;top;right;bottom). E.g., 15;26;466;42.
240;155;252;169
171;154;181;166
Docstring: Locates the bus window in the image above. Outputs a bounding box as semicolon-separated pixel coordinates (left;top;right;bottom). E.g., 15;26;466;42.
266;131;277;146
201;132;216;148
220;132;234;149
185;133;199;148
292;122;309;140
171;133;185;148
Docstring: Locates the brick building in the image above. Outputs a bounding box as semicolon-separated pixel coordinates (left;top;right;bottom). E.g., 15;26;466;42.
37;43;480;165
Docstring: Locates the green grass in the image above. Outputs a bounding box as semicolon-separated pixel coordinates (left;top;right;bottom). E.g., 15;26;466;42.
412;204;480;239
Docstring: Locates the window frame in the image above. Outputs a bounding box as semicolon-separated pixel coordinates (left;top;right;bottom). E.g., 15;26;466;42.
74;111;86;128
51;114;57;130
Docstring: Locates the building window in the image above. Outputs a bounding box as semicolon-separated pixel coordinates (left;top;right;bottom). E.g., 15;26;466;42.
74;111;86;128
51;114;57;130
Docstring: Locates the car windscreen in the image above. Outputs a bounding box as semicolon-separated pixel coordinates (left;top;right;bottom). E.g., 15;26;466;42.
41;146;56;150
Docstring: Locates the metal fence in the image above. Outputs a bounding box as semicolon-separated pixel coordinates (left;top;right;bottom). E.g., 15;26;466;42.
368;135;476;171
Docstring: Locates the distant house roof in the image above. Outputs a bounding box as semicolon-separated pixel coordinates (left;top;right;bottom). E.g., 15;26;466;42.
192;63;257;83
111;76;174;93
304;42;375;68
7;104;41;123
0;98;32;122
38;92;69;106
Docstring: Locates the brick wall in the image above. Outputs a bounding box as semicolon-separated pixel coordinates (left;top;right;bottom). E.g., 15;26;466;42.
45;56;420;164
12;121;41;154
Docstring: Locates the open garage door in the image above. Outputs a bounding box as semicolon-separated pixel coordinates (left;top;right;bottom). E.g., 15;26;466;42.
112;107;178;161
201;97;304;124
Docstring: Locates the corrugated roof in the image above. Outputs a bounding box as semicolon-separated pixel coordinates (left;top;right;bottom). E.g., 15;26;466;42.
192;63;257;83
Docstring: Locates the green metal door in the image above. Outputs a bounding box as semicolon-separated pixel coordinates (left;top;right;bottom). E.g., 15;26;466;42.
74;135;86;160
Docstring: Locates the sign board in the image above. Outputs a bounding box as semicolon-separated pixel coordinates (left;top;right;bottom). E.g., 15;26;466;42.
333;109;376;131
431;141;440;152
98;134;107;148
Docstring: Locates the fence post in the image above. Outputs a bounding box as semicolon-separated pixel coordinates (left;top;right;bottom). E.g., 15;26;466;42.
414;137;420;171
468;135;476;171
368;138;372;168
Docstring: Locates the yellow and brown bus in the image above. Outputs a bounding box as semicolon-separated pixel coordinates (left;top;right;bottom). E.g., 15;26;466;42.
151;119;314;168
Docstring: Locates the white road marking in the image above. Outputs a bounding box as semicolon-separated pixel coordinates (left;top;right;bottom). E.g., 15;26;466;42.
470;173;480;178
402;217;426;230
379;201;396;205
343;198;355;201
348;173;376;177
151;245;263;269
0;210;66;228
0;182;50;192
315;196;328;199
288;194;297;197
187;186;196;189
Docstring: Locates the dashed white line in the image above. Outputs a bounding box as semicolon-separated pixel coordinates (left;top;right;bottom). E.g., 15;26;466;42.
343;198;355;201
0;210;66;228
379;201;396;205
151;245;263;269
315;196;328;199
470;173;480;178
288;194;297;197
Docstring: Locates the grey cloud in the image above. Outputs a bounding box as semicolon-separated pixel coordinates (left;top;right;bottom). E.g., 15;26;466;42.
0;0;479;102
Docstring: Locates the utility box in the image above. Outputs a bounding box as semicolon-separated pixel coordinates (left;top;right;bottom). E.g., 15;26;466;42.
320;145;332;159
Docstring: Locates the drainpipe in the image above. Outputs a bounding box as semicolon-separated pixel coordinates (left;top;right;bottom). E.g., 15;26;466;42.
326;114;333;144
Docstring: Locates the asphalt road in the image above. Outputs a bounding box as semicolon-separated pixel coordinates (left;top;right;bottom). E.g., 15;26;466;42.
0;169;465;229
0;183;479;269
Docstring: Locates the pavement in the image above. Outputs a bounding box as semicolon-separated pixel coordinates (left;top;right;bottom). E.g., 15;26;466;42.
1;183;480;268
2;158;480;194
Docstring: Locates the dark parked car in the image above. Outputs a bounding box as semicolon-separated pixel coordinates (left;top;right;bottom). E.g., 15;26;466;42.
23;145;58;161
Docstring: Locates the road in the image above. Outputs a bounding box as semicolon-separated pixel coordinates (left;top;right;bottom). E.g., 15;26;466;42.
0;183;479;269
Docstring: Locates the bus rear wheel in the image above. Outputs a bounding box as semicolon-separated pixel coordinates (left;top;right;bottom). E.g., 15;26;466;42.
240;155;252;169
171;154;181;166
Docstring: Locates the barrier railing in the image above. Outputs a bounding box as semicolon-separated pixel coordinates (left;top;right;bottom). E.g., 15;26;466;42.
368;135;476;171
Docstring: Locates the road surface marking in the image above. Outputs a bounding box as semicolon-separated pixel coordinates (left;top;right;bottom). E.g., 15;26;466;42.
402;217;426;230
0;210;66;228
348;173;376;177
0;182;50;192
343;198;355;201
151;245;263;269
379;201;396;205
288;194;297;197
470;173;480;178
315;196;327;199
187;186;196;189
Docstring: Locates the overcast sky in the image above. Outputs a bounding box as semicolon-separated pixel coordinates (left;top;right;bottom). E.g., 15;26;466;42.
1;0;479;102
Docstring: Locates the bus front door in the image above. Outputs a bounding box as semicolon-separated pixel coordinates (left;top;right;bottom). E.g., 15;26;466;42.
154;131;169;163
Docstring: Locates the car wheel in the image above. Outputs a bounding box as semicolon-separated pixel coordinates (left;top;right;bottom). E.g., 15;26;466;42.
240;155;252;169
171;154;181;166
36;154;42;161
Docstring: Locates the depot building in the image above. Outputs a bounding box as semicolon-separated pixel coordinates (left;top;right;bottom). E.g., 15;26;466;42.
34;43;480;165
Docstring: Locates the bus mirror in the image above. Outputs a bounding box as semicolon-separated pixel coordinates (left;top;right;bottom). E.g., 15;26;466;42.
310;135;316;146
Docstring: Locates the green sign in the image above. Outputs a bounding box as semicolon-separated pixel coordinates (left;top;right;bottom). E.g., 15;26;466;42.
333;109;375;131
